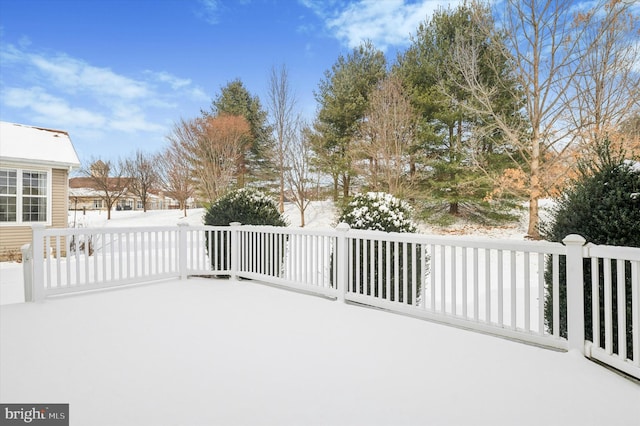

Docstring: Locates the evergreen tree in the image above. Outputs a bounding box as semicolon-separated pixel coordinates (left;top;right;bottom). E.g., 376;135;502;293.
313;41;387;200
204;79;273;186
543;142;640;355
396;3;523;223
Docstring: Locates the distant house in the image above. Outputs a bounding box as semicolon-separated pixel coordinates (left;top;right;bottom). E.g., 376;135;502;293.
0;121;81;259
68;177;181;214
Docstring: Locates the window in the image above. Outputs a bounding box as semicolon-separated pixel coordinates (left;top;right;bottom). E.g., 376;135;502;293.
0;168;49;225
22;171;47;222
94;199;103;209
0;169;17;222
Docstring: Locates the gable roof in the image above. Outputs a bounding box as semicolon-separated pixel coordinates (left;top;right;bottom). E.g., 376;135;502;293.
0;121;81;169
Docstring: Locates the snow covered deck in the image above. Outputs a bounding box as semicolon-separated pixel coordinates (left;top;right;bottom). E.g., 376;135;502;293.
1;278;638;426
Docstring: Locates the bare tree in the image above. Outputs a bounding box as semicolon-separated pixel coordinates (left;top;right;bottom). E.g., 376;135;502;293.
166;115;249;203
357;73;417;197
285;121;314;227
450;0;612;238
267;64;298;213
80;159;128;220
619;114;640;158
567;1;640;153
122;150;159;212
156;142;194;216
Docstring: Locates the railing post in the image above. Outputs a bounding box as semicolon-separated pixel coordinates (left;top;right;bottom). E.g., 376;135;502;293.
563;234;587;354
30;224;46;302
21;243;33;302
335;222;350;303
177;223;189;280
230;222;241;281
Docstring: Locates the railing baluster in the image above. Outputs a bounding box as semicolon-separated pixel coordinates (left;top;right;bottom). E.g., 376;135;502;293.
524;252;530;332
85;231;91;285
462;247;468;318
604;258;613;355
473;248;479;321
498;249;504;326
616;259;626;360
451;246;457;315
411;242;417;307
591;257;600;348
485;248;491;324
440;245;446;313
538;253;545;335
552;254;560;337
430;244;436;311
511;250;517;330
45;235;51;289
394;241;399;302
632;260;639;367
55;236;61;289
75;232;81;286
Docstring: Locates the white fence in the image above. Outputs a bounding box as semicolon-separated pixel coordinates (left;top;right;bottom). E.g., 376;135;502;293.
23;223;640;379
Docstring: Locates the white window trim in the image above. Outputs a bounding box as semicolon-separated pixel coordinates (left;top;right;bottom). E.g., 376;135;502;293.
0;165;52;227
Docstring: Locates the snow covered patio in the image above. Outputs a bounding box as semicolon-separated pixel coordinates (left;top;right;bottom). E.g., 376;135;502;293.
1;277;638;426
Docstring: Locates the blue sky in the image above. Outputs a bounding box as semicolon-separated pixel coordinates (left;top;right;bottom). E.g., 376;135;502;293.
0;0;463;165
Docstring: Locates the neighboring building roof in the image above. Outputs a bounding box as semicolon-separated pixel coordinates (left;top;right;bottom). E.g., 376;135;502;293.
69;187;103;198
69;176;132;190
0;121;81;169
69;177;104;189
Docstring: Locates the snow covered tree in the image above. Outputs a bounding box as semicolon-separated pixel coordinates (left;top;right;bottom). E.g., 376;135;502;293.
338;192;416;233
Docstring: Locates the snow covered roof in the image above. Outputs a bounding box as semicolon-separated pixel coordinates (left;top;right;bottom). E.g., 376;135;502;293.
0;121;81;169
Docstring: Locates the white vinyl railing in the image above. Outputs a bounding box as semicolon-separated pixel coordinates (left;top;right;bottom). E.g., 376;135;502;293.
583;243;640;379
342;230;570;349
23;223;639;379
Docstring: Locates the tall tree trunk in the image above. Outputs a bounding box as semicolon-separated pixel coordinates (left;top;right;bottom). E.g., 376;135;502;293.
528;136;541;239
342;173;350;198
279;172;285;213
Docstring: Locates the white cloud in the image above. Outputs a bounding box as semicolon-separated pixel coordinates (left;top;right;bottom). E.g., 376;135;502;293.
148;71;192;89
109;103;165;133
29;54;151;100
2;86;107;128
0;43;209;141
302;0;462;51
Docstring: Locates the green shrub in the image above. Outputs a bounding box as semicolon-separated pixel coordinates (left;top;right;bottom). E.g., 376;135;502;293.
338;192;423;302
204;187;288;227
543;143;640;356
204;188;287;273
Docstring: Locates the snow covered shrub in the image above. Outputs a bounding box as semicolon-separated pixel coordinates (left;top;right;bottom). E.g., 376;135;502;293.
204;188;287;273
543;143;640;356
338;192;417;233
338;192;423;303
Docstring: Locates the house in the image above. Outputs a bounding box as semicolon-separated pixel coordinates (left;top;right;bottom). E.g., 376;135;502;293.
68;177;182;213
0;121;81;260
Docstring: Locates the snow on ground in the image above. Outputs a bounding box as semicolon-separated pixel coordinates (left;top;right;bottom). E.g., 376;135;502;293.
3;200;638;425
2;278;639;426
